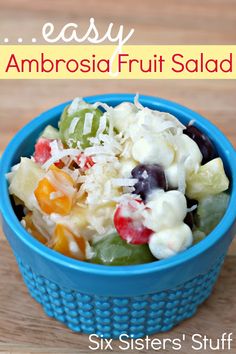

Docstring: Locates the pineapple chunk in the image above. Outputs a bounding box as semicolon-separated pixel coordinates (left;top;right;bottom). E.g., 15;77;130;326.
9;157;45;210
41;125;60;140
186;158;229;200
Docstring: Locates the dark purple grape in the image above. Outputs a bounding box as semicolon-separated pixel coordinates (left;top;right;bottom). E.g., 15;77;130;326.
183;125;217;164
131;164;167;201
184;212;194;229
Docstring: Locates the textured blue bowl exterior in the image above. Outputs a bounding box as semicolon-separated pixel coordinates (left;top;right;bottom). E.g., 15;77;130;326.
16;254;224;338
0;94;236;338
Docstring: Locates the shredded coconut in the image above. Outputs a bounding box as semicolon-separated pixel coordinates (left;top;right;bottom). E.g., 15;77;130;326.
188;119;195;126
77;154;86;169
83;112;94;135
187;204;198;212
134;93;144;110
111;178;138;187
50;191;64;200
42;143;81;170
69;241;79;253
85;241;95;259
46;170;75;197
96;114;107;136
21;219;26;227
92;101;112;113
142;170;148;179
68;117;80;134
84;146;113;156
68;97;82;115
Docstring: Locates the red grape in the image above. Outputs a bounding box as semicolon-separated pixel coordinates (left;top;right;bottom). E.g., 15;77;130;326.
114;200;153;244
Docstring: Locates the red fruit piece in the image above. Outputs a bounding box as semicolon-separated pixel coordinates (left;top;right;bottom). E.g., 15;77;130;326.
77;153;95;170
34;137;62;167
114;199;153;245
34;138;52;165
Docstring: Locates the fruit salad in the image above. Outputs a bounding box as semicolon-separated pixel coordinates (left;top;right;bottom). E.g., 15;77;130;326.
7;96;230;265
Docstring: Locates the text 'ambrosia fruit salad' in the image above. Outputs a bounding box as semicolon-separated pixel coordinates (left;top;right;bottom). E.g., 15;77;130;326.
8;96;230;265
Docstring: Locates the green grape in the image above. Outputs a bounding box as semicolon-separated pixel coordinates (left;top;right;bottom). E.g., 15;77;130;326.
59;105;103;149
91;233;156;266
186;158;229;201
194;192;229;235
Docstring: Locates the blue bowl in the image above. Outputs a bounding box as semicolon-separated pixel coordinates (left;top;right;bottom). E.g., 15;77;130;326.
0;94;236;338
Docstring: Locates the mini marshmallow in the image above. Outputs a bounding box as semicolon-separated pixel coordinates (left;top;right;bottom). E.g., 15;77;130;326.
148;223;193;259
132;135;175;168
111;102;137;132
144;190;187;232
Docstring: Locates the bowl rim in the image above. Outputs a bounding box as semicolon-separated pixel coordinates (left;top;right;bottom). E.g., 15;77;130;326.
0;93;236;276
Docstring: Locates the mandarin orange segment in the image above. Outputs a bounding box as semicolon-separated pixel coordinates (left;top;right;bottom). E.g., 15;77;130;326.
34;166;75;215
34;177;72;215
50;164;74;185
23;213;47;244
51;224;86;260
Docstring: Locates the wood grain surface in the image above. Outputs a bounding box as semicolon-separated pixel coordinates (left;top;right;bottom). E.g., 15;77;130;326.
0;0;236;353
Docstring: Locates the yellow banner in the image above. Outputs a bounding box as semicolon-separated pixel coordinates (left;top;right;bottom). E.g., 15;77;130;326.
0;45;235;79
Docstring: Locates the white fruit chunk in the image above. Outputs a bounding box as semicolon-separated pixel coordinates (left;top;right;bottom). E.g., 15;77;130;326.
41;125;60;140
9;157;45;210
186;157;229;200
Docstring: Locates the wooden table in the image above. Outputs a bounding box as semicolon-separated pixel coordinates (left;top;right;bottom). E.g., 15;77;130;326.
0;0;236;353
